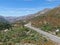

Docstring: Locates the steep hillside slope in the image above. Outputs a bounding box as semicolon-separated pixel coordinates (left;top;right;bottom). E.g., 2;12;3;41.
31;7;60;31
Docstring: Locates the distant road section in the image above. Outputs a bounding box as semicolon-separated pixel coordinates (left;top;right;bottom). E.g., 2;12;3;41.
24;23;60;44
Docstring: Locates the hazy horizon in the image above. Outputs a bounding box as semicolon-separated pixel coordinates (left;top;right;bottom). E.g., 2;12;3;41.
0;0;60;17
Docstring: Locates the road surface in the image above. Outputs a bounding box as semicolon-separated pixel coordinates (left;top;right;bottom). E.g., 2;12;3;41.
24;23;60;44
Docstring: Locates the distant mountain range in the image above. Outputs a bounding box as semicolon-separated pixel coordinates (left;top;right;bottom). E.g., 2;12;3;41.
5;8;50;23
1;6;60;26
0;16;9;23
5;16;17;23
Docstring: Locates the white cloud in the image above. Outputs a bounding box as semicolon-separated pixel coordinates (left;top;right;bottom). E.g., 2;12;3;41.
45;0;60;4
0;8;40;16
46;0;54;2
46;0;58;2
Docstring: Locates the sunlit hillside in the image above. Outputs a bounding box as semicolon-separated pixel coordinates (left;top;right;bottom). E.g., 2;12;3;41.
31;7;60;37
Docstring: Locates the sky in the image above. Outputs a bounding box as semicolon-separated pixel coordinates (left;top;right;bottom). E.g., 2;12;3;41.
0;0;60;17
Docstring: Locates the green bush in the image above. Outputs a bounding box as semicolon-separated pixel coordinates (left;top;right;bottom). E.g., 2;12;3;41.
0;22;12;30
41;23;53;31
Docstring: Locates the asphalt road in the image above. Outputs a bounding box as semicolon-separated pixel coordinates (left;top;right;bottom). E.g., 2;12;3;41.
24;23;60;44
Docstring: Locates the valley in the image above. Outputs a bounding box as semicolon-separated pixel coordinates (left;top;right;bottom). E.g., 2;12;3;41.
0;6;60;45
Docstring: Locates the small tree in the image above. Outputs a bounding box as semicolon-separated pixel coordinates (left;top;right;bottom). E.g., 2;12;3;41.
4;23;12;30
41;23;53;31
0;22;12;30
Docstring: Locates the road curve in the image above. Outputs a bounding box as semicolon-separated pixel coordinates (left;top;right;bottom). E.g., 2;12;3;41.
24;23;60;44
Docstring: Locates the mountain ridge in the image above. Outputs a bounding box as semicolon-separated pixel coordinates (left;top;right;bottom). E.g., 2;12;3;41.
31;6;60;31
5;8;50;23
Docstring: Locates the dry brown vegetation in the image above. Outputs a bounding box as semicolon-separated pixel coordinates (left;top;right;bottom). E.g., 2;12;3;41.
31;7;60;31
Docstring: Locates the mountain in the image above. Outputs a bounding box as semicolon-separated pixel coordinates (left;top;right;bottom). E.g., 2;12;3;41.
31;6;60;31
19;8;50;20
0;16;9;23
5;8;50;23
5;16;17;23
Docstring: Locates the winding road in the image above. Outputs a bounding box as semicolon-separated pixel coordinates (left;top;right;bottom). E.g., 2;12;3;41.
24;23;60;44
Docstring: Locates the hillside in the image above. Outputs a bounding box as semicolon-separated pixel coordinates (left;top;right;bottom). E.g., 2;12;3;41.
31;7;60;33
0;15;56;45
0;16;11;30
0;27;55;45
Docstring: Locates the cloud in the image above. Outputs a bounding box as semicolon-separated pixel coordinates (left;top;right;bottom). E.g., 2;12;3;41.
45;0;60;4
46;0;55;2
46;0;59;2
0;8;40;16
